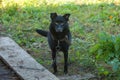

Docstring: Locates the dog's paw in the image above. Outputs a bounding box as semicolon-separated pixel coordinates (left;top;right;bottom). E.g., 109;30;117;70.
64;70;68;74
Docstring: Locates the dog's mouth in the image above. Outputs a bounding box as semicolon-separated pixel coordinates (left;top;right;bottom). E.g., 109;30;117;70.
56;28;63;32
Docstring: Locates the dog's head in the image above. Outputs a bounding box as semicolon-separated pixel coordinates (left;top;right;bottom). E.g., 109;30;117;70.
50;13;70;32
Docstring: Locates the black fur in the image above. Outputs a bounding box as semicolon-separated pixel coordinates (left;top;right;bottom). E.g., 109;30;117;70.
36;13;71;74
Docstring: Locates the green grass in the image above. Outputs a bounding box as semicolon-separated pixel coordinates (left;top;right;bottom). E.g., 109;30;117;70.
1;0;120;79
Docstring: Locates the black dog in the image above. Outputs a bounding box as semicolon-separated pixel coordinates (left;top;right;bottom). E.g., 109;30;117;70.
36;13;71;74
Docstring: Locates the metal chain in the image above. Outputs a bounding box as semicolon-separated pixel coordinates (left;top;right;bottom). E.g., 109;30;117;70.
56;40;60;51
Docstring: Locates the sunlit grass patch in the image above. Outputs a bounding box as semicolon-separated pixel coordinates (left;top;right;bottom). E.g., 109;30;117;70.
75;0;120;5
2;0;120;8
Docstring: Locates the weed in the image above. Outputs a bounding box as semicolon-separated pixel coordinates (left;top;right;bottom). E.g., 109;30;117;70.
90;32;120;78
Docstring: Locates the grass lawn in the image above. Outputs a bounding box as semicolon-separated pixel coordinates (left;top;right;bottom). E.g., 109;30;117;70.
1;0;120;79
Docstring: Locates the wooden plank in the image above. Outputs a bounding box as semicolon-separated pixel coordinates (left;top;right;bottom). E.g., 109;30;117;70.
0;37;59;80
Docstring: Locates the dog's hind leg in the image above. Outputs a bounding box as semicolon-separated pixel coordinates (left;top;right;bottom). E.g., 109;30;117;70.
52;50;57;74
64;52;68;74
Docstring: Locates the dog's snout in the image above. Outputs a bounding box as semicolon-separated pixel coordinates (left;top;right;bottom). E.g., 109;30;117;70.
56;25;63;32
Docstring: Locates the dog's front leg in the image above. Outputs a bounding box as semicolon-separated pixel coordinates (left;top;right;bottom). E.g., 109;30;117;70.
64;51;68;74
52;50;57;74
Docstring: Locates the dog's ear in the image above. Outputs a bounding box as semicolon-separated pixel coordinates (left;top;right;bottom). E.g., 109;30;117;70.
63;14;70;21
50;13;57;20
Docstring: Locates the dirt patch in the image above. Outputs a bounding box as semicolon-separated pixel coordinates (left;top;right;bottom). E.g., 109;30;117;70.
27;47;97;80
58;73;97;80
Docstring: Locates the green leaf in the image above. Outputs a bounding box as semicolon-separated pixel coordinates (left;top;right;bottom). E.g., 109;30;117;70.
89;44;100;53
111;35;116;43
109;58;120;71
115;44;119;51
98;32;107;42
96;49;103;59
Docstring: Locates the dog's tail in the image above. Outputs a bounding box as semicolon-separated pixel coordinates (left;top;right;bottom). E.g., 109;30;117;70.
36;29;48;37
